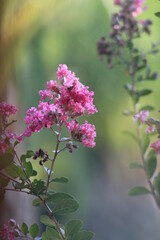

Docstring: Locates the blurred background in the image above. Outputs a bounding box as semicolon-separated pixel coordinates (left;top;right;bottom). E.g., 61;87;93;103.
1;0;160;239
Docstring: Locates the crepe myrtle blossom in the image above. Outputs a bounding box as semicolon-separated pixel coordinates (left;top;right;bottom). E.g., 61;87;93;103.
0;102;20;154
114;0;121;5
132;0;147;17
66;120;96;148
0;102;17;118
150;140;160;154
145;125;155;134
134;110;149;124
21;64;97;148
0;224;14;240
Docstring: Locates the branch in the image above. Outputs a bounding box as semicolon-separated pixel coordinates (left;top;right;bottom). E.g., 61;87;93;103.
0;171;20;184
39;196;65;240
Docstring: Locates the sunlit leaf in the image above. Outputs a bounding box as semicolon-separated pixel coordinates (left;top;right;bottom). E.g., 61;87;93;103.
129;186;150;196
139;105;154;111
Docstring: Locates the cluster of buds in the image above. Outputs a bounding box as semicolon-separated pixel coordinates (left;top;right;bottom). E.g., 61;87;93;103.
33;148;49;165
66;141;78;153
97;0;151;67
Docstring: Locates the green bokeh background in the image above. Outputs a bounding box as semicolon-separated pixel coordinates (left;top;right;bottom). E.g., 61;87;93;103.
1;0;160;239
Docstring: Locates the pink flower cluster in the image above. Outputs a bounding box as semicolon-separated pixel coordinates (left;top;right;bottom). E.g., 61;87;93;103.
114;0;121;5
134;110;149;124
0;102;17;118
21;64;97;148
67;120;96;148
0;224;15;240
0;102;19;153
134;110;155;135
132;0;147;17
150;141;160;154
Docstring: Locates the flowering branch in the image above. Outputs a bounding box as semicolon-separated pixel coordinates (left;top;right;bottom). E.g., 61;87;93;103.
97;0;160;207
0;64;97;239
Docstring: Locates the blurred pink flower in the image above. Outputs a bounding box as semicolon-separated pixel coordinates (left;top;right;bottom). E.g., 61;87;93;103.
134;110;149;124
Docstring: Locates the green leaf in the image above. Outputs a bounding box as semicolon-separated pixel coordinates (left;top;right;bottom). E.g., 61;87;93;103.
5;163;20;178
48;192;73;201
155;12;160;18
40;215;56;228
137;89;152;97
46;227;61;240
21;222;28;235
136;64;146;72
23;161;33;177
48;192;79;215
26;150;34;158
42;232;47;240
20;150;34;162
128;162;143;169
73;231;94;240
51;177;69;184
122;110;133;116
65;219;83;238
146;150;157;178
142;135;150;154
122;131;137;142
53;199;79;215
154;173;160;199
29;224;39;238
146;73;158;81
32;170;37;176
17;167;27;181
32;198;42;207
31;179;46;195
128;186;150;196
139;105;154;111
0;153;14;170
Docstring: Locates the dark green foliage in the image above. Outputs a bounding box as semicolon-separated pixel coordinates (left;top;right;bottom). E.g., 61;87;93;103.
21;222;29;235
146;150;157;178
31;179;46;195
29;223;39;238
142;135;150;154
154;173;160;199
51;177;69;184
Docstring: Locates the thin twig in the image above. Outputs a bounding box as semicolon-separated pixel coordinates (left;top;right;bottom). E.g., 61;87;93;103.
45;124;63;196
0;171;20;184
13;149;31;185
129;43;160;208
39;196;65;240
0;187;31;194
